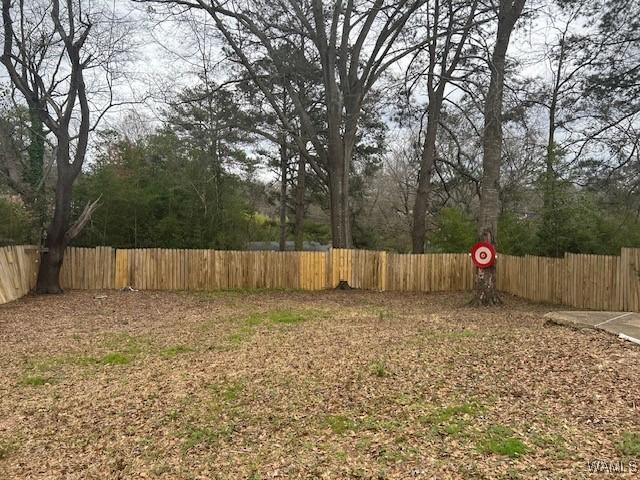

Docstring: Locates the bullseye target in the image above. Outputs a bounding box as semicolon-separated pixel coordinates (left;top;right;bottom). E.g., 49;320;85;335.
470;241;496;269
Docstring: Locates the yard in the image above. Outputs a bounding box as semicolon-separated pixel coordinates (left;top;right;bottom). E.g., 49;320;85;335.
1;290;639;479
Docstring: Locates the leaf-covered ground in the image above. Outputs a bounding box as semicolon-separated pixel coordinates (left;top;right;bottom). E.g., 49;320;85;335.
1;290;639;479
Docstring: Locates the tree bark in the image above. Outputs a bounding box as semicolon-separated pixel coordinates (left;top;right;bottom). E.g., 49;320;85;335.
278;135;288;251
473;0;526;306
412;97;443;253
328;157;351;248
294;152;306;250
36;153;74;293
327;116;353;248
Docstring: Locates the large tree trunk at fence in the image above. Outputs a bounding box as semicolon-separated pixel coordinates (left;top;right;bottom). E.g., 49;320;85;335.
329;173;351;248
473;229;500;306
327;137;352;249
473;0;526;306
36;242;66;294
36;160;73;294
35;154;100;293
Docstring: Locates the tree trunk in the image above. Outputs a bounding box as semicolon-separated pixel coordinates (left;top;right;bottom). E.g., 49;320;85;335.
328;167;350;248
294;152;306;250
473;229;500;305
36;164;73;294
412;98;442;253
473;0;526;306
278;136;288;251
327;134;352;249
541;44;562;257
36;240;66;294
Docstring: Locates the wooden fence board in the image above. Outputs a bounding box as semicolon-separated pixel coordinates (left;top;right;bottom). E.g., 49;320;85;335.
0;246;38;304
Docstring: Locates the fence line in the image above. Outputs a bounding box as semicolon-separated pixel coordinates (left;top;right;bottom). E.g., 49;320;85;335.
0;245;38;304
60;248;473;293
497;249;640;311
3;245;640;312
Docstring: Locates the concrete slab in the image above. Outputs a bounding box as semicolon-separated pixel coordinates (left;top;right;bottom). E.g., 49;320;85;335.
544;311;640;346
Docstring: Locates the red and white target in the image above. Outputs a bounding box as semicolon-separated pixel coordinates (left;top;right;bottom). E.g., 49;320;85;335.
470;241;496;269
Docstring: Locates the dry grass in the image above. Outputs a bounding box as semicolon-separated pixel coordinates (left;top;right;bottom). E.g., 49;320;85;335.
1;289;639;479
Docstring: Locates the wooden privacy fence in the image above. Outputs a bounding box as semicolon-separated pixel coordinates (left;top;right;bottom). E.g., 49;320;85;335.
3;245;640;312
58;246;640;311
0;245;38;304
59;248;474;293
497;249;640;311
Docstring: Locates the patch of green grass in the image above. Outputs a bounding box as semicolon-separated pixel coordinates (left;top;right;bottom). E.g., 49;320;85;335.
244;313;266;327
370;359;389;378
99;352;132;365
245;308;320;326
366;307;392;321
227;329;253;346
617;432;640;457
335;450;348;461
356;437;373;451
25;333;146;372
181;424;234;451
358;416;402;432
325;415;356;435
0;438;18;460
478;425;528;458
24;356;64;372
267;310;307;324
421;402;484;426
160;345;193;358
19;374;54;386
530;432;568;459
444;421;467;436
209;381;244;403
68;355;99;366
247;470;262;480
226;308;319;346
150;464;171;476
375;445;416;464
101;332;147;353
165;409;180;422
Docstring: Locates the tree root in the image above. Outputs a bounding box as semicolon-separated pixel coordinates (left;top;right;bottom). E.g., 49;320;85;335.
469;292;503;307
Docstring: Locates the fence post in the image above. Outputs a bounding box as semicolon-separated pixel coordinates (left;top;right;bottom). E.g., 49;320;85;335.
114;249;129;289
378;251;387;291
621;248;640;312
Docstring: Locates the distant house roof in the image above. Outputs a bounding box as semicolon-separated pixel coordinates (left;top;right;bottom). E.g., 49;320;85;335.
245;241;330;252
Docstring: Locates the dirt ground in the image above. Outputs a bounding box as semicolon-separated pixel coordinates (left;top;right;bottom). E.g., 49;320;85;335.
1;290;639;479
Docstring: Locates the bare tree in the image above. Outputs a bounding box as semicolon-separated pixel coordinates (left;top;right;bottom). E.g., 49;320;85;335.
406;0;484;252
1;0;133;292
473;0;526;305
141;0;428;248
